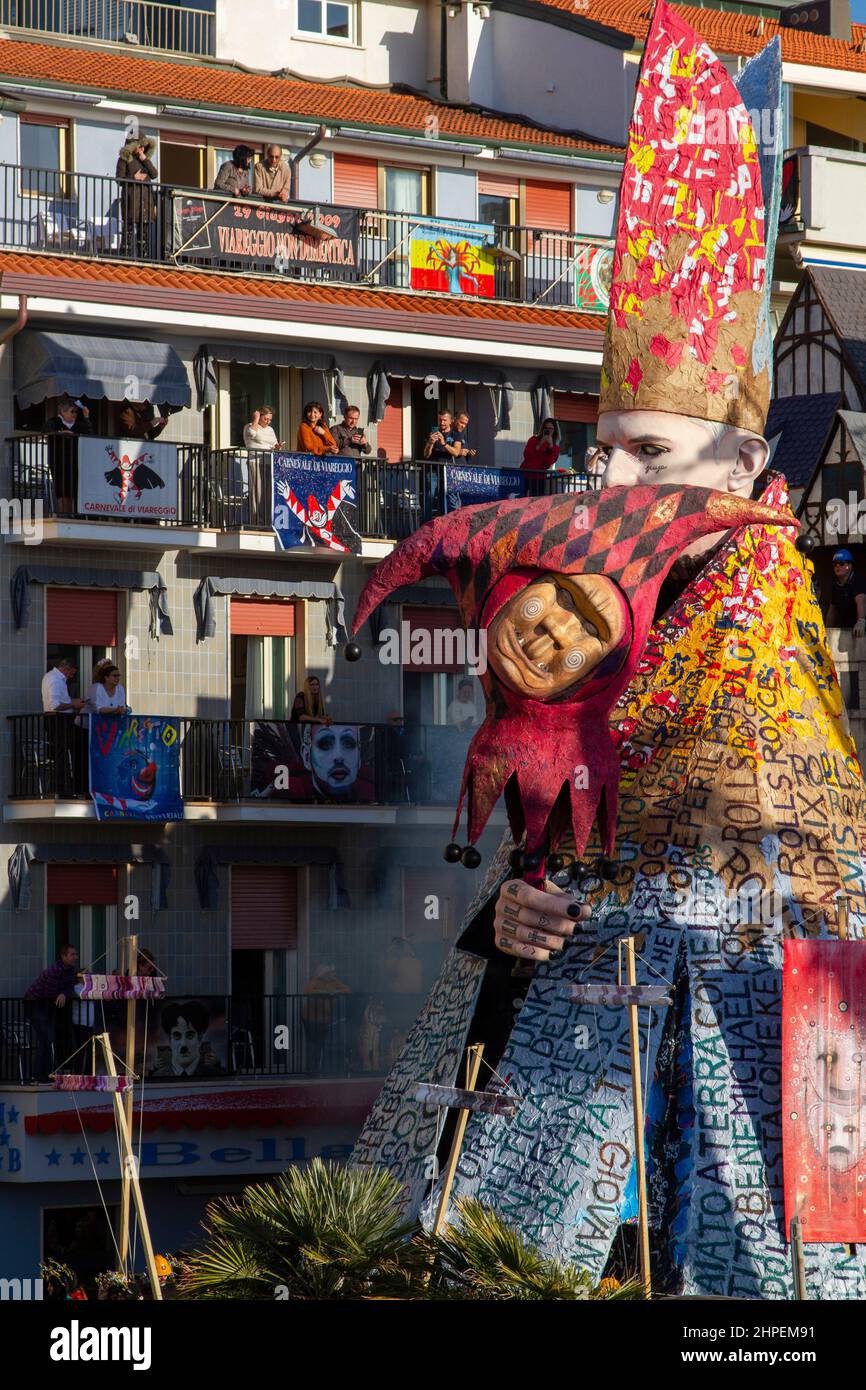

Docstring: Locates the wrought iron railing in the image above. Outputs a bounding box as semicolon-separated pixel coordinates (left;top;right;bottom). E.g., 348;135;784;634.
0;162;613;308
0;0;215;55
0;991;418;1083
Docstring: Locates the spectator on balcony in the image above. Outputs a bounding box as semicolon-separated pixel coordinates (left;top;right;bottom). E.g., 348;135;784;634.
254;145;291;204
452;411;478;459
49;396;93;437
521;418;561;475
331;405;371;460
118;401;168;442
296;401;338;456
116;135;159;259
423;410;463;462
293;675;332;725
302;963;350;1073
447;677;479;731
289;691;307;724
214;145;255;198
82;664;128;720
243;405;282;451
42;659;84;715
24;944;79;1083
825;549;866;637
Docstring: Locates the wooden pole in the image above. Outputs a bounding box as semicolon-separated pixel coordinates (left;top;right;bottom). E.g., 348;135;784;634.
790;1215;807;1299
97;1032;162;1301
838;895;849;941
623;936;652;1299
432;1043;484;1236
118;934;137;1273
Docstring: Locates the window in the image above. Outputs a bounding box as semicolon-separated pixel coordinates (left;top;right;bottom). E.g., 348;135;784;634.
478;193;516;229
46;588;120;705
297;0;355;40
19;116;70;197
230;599;297;721
229;363;279;447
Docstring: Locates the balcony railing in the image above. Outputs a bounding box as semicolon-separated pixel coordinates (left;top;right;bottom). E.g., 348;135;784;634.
8;435;597;539
0;162;614;310
0;991;419;1083
0;0;215;55
7;716;477;804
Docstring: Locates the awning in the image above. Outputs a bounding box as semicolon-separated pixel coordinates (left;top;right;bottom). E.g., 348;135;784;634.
25;1081;382;1135
11;565;172;638
14;330;192;410
195;845;349;911
8;843;169;915
193;575;346;647
193;342;345;410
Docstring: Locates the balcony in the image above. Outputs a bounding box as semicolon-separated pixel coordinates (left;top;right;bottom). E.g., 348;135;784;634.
0;163;614;311
0;0;215;56
7;435;596;551
0;991;413;1084
6;716;488;825
779;146;866;266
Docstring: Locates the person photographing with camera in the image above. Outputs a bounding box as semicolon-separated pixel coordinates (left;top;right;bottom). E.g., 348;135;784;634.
332;406;371;459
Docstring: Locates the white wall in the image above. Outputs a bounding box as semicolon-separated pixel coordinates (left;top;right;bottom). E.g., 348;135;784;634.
215;0;428;87
799;147;866;250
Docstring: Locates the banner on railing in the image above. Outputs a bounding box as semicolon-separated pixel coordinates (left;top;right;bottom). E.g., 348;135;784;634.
78;973;166;1001
250;721;375;803
77;438;179;520
173;195;360;275
444;463;524;510
89;715;183;822
783;938;866;1243
573;242;614;313
106;997;228;1078
409;219;496;297
271;454;361;554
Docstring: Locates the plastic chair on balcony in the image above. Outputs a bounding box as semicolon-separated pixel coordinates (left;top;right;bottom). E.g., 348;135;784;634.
217;740;247;801
230;1025;256;1072
0;1017;32;1083
37;198;93;255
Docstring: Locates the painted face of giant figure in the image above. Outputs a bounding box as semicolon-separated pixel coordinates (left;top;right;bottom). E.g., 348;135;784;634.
487;573;626;699
594;410;771;557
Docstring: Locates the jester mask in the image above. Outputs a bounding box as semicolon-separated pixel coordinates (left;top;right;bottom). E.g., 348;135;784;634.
354;486;792;859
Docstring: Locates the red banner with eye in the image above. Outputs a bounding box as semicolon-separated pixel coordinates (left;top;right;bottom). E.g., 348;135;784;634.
783;939;866;1243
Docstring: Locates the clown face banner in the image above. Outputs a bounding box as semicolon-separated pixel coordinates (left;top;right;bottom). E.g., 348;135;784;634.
272;454;361;554
783;939;866;1243
250;720;375;803
77;438;178;520
89;714;183;822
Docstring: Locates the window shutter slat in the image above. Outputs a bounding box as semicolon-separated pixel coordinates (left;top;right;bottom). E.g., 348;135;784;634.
524;180;572;232
553;393;599;423
478;174;519;198
401;605;462;672
47;864;118;905
332;154;378;208
230;598;296;637
231;866;298;950
377;377;403;463
47;589;118;646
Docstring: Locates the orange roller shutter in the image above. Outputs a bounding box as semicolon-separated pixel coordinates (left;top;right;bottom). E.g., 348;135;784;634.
402;605;462;672
377;378;404;463
333;153;378;209
478;173;520;198
524;180;572;232
553;393;599;424
47;863;118;906
230;598;296;637
231;866;298;950
47;588;119;646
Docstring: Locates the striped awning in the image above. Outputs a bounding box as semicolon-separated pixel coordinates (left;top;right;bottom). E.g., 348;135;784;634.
14;330;191;410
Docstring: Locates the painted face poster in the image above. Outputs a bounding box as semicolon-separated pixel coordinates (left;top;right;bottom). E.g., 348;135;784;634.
272;454;361;554
89;714;183;821
409;219;495;297
783;939;866;1243
145;997;228;1079
77;438;179;520
444;464;524;510
250;721;375;803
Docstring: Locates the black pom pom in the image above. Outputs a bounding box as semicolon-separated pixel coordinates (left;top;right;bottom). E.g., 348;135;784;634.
546;853;565;874
599;859;617;880
523;851;543;872
795;534;817;554
443;842;463;863
568;860;585;880
461;845;482;869
509;849;525;874
344;642;363;662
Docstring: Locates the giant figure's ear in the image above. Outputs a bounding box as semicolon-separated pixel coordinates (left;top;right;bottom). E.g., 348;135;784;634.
728;434;770;498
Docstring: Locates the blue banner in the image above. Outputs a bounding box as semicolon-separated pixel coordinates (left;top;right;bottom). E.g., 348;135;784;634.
444;464;524;511
89;715;183;822
272;453;361;554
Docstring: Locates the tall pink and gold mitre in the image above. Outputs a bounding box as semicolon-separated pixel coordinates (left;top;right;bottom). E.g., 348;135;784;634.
601;0;769;431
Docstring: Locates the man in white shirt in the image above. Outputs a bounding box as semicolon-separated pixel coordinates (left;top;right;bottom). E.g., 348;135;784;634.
42;660;84;714
447;677;478;730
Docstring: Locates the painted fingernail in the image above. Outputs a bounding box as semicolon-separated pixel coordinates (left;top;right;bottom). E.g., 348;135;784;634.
567;903;586;918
